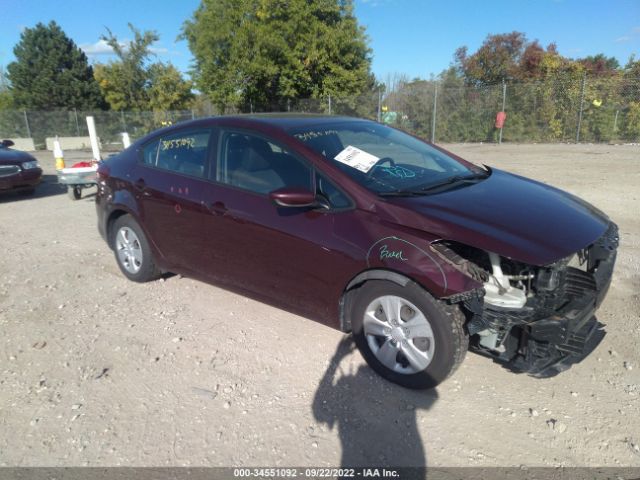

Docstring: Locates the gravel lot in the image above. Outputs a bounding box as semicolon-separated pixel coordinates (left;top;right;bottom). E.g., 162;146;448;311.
0;143;639;468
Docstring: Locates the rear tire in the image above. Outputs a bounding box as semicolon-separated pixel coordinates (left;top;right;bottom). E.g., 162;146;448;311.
111;215;161;282
350;280;468;389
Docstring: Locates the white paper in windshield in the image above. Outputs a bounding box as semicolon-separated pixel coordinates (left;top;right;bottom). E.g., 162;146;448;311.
334;145;379;173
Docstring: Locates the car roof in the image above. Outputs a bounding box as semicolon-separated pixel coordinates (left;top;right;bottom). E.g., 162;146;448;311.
215;113;370;129
132;114;374;148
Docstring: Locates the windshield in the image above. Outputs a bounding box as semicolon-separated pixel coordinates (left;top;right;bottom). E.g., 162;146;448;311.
287;120;487;195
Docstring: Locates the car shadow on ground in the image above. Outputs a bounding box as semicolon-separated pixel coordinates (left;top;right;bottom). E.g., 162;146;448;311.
312;336;438;469
0;174;67;203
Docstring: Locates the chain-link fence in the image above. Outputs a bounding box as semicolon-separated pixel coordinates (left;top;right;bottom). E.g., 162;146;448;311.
0;109;196;149
376;74;640;144
1;75;638;149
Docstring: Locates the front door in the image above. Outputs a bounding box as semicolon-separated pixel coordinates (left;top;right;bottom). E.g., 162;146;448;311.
200;130;350;318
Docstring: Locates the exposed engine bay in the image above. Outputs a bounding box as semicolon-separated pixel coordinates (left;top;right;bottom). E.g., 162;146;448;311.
433;222;619;377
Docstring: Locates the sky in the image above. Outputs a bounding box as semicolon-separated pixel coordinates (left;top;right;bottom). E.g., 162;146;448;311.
1;0;639;82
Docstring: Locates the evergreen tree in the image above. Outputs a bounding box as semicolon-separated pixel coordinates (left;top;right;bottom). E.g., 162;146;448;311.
7;21;105;109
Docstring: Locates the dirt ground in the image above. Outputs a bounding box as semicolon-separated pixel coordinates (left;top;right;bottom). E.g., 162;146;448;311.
0;143;639;468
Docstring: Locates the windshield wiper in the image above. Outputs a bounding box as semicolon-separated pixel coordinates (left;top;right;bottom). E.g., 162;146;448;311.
378;189;426;197
419;172;487;193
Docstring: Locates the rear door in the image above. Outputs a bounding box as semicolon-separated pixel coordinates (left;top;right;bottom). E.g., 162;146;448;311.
134;128;213;272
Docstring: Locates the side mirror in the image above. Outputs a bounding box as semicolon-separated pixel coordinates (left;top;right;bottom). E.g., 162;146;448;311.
1;139;15;148
269;187;322;208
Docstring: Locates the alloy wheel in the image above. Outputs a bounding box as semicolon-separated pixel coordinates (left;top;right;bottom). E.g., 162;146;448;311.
115;226;143;274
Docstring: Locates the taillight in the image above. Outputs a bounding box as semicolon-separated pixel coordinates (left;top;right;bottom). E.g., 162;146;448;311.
97;162;110;181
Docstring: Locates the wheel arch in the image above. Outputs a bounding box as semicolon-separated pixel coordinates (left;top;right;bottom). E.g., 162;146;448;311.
339;269;421;333
106;208;137;249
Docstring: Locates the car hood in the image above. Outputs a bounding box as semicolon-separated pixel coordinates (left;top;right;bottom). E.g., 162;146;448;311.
385;168;609;266
0;148;36;165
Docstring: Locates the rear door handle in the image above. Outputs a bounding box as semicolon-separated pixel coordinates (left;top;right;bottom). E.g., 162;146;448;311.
204;200;227;215
133;178;151;197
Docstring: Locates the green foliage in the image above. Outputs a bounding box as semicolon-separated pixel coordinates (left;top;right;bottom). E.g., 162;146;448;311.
6;21;105;110
182;0;372;111
94;24;193;112
0;91;13;110
147;63;194;111
95;24;158;110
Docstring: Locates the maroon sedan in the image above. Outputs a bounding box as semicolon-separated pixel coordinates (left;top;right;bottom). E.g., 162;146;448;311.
0;139;42;194
96;115;617;389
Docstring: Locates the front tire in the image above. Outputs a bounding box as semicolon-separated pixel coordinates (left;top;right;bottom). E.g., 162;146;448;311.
350;280;468;389
111;215;161;282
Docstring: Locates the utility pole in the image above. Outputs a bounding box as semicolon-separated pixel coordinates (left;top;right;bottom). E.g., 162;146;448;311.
576;74;586;143
73;108;80;136
431;83;438;143
23;111;31;138
499;79;507;145
377;89;382;122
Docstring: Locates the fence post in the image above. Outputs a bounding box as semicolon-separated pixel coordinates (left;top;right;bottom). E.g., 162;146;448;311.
328;95;332;115
499;79;506;145
377;89;382;122
576;74;586;143
613;109;619;133
191;109;195;120
120;111;127;132
23;110;32;138
73;108;80;136
431;83;438;143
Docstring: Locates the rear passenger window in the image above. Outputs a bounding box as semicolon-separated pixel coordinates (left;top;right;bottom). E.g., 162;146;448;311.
144;130;211;178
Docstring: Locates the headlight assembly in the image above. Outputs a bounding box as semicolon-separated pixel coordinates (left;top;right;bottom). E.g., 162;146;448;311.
21;160;39;170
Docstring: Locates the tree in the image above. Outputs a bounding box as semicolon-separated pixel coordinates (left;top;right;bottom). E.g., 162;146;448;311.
94;24;158;110
147;63;194;111
455;32;528;85
578;54;620;76
7;21;105;109
0;66;13;110
182;0;372;111
94;24;193;111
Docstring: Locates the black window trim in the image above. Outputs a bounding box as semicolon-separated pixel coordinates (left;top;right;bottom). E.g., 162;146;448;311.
315;173;355;213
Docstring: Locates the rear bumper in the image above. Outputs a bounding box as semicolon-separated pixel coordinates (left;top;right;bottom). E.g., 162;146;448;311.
95;189;110;244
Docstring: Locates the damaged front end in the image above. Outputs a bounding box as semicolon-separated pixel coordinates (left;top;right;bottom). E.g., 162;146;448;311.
434;222;619;377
